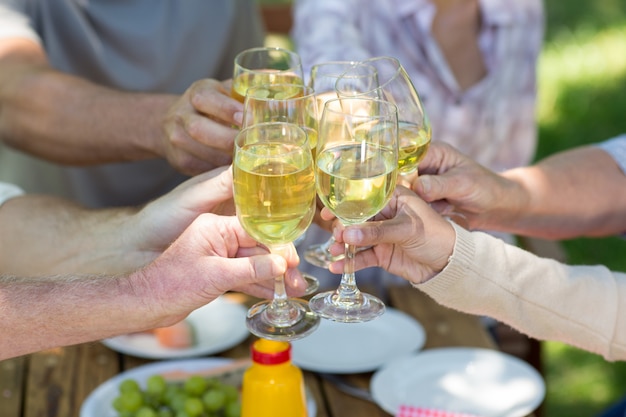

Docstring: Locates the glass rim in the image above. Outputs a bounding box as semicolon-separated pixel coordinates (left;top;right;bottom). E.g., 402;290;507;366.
234;46;302;71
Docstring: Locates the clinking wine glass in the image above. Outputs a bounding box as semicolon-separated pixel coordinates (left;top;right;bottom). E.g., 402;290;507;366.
242;83;321;294
231;46;305;103
336;56;431;185
308;97;399;322
233;122;320;340
303;61;379;269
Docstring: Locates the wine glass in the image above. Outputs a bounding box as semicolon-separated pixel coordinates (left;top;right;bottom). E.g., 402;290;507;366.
308;97;399;322
231;47;305;103
303;61;379;269
336;56;431;184
242;82;321;294
233;122;320;340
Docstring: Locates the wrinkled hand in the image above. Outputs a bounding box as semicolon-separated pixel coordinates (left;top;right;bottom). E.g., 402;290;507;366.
162;79;243;176
325;186;456;285
140;214;307;325
411;142;520;231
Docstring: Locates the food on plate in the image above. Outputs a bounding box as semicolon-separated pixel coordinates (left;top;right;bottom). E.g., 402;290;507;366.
112;364;247;417
151;320;196;349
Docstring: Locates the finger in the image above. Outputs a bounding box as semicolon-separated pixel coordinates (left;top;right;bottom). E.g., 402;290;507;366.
190;80;243;125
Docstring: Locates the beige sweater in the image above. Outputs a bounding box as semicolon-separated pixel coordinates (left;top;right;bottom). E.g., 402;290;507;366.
418;223;626;361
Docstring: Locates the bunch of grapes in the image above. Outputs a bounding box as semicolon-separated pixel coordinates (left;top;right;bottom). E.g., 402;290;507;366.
112;374;241;417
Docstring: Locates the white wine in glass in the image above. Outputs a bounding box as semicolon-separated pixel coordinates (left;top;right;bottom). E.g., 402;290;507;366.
336;56;431;181
231;47;304;103
303;61;379;269
233;122;320;341
309;97;398;323
242;83;321;294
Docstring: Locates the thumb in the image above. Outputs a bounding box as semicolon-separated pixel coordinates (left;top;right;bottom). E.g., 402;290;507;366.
229;254;287;286
413;174;450;203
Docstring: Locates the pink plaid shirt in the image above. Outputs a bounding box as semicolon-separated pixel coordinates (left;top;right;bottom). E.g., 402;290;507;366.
292;0;544;172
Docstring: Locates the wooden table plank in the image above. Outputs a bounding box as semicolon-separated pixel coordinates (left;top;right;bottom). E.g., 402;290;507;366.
388;284;497;349
0;356;26;417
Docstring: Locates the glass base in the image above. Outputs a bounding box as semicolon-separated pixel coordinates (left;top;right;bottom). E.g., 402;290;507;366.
308;290;385;323
246;298;320;341
302;273;320;295
304;244;344;268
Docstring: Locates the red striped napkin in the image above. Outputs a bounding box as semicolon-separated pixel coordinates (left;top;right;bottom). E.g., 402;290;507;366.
396;405;482;417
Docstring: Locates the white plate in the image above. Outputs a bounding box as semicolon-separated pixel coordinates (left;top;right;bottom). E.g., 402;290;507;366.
370;347;546;417
291;307;426;374
102;296;249;359
80;358;317;417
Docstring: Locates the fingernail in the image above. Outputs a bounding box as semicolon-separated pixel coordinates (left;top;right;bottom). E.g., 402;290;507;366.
419;176;431;193
233;111;243;125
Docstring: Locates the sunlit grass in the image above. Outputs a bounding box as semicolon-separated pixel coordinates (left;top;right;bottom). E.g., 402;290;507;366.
538;17;626;417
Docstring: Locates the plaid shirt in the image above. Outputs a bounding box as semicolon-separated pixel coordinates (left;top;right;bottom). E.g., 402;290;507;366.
292;0;544;172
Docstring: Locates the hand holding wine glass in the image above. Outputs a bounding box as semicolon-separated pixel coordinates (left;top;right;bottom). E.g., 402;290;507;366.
233;122;320;340
309;97;399;322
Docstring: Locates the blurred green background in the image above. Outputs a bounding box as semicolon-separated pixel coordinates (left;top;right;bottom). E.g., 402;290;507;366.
258;0;626;415
537;1;626;416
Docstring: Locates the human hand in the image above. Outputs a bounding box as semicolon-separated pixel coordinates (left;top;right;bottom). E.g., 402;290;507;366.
325;186;456;285
162;79;243;176
124;166;236;268
411;142;523;232
137;213;307;326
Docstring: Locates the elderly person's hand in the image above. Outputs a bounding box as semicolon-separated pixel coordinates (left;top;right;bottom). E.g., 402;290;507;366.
162;79;243;176
325;186;456;285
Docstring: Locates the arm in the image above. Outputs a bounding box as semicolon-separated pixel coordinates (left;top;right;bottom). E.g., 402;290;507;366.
0;167;233;275
414;141;626;239
330;186;626;361
0;39;242;175
0;214;297;360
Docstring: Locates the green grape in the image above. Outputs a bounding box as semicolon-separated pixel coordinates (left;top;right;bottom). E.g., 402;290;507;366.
169;393;190;413
157;409;175;417
118;390;144;412
175;411;191;417
225;400;241;417
202;389;226;412
183;397;205;417
112;395;125;412
135;406;158;417
222;384;239;403
183;375;208;396
119;378;140;394
146;375;167;396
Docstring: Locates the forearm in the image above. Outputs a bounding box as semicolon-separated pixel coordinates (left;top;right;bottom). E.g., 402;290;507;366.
418;224;626;361
0;39;175;165
0;271;160;360
500;146;626;238
0;195;148;276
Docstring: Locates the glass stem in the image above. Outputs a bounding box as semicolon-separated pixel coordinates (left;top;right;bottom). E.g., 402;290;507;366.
266;243;300;326
334;243;364;305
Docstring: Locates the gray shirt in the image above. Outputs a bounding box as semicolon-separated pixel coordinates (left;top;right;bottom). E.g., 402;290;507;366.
0;0;265;207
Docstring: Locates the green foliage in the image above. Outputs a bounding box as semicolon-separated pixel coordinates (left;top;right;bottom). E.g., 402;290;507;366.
539;1;626;416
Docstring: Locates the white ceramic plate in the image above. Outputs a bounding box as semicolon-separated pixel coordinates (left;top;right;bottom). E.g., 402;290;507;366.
291;307;426;374
102;296;249;359
80;358;317;417
370;347;546;417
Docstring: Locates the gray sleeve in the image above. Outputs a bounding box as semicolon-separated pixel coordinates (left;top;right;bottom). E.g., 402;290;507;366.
0;182;24;207
0;1;42;44
595;134;626;175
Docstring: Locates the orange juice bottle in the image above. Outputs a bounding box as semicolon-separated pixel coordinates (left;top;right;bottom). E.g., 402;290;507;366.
241;338;307;417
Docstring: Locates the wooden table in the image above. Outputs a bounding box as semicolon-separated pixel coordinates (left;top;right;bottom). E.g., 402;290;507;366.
1;285;537;417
